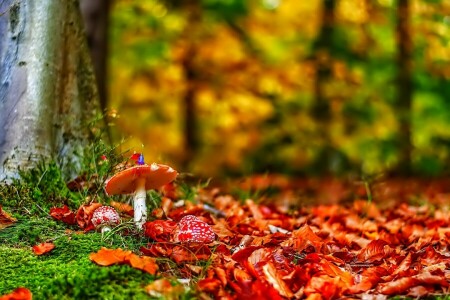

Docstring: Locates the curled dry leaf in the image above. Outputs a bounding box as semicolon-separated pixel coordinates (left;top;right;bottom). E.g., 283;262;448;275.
0;287;32;300
32;242;55;256
0;206;16;230
49;205;76;225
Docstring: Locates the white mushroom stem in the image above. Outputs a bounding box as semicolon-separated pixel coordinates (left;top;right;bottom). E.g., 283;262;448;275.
134;177;147;229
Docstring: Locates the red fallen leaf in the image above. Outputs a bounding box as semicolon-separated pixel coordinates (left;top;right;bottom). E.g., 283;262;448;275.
171;246;196;264
357;240;393;262
0;206;16;230
231;245;262;263
143;220;177;241
110;201;134;217
171;245;211;264
286;225;322;252
76;203;102;230
0;287;32;300
49;205;76;225
384;253;413;281
304;275;341;299
140;243;173;257
319;259;353;288
32;242;55;255
377;277;416;295
378;271;449;295
262;261;294;298
197;278;222;294
234;268;253;282
229;278;284;300
348;266;389;293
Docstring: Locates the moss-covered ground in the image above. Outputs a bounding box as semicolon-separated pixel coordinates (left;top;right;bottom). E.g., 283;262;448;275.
0;140;194;299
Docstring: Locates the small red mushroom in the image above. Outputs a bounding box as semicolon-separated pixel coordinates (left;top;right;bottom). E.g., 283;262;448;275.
91;206;121;233
104;154;178;229
174;215;216;243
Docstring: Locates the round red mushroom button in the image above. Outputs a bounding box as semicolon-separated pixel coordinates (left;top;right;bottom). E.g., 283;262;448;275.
91;206;121;228
174;215;216;243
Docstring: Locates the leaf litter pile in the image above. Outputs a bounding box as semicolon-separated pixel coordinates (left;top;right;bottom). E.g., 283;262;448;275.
2;177;450;299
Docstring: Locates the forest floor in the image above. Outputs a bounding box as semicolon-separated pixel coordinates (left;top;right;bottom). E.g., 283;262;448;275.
1;165;450;299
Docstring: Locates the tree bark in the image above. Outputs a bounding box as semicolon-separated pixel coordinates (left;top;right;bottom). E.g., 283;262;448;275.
79;0;110;112
395;0;413;174
311;0;336;173
0;0;101;181
180;0;201;169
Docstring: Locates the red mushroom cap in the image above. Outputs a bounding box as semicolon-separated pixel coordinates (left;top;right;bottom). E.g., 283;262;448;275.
91;206;121;227
104;163;178;196
174;215;216;243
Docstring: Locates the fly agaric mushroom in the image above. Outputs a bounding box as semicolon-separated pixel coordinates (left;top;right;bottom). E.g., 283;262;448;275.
104;154;178;229
174;215;216;243
91;206;121;233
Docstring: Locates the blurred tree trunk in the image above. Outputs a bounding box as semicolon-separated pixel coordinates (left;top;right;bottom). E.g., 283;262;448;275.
395;0;413;174
180;0;201;169
311;0;336;173
0;0;101;181
79;0;109;113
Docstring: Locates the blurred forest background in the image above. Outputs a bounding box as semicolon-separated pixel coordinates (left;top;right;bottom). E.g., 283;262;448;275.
89;0;450;178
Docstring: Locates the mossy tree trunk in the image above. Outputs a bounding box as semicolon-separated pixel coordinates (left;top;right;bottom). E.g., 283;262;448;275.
0;0;101;181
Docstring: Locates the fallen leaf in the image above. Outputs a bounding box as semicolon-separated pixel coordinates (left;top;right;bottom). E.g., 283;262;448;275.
110;201;134;217
357;240;393;262
0;287;32;300
76;203;102;230
143;219;177;241
89;247;130;266
262;261;294;298
128;254;158;275
49;205;76;225
89;247;158;275
0;206;16;230
32;242;55;255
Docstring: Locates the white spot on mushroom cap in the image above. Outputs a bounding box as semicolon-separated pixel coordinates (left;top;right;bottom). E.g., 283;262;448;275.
150;163;159;171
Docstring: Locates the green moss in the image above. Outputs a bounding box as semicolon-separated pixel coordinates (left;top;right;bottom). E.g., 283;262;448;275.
0;226;155;299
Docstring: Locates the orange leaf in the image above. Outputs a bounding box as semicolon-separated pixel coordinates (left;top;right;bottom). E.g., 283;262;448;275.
262;262;293;298
32;242;55;255
110;201;134;217
128;254;158;275
90;247;158;275
0;287;32;300
89;247;130;266
289;225;322;252
0;206;16;230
